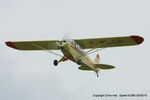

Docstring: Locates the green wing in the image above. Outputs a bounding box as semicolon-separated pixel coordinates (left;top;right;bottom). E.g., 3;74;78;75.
75;35;144;49
5;35;144;50
5;40;59;50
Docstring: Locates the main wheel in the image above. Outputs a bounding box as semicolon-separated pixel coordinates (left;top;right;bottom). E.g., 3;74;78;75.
77;59;82;65
53;60;58;66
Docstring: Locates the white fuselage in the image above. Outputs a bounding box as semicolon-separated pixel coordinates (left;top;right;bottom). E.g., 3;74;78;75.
57;40;99;72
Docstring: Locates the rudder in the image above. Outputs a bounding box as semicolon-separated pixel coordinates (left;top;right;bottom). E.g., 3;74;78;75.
94;54;100;64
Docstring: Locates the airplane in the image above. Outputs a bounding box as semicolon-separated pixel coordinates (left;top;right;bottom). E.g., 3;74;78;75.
5;35;144;77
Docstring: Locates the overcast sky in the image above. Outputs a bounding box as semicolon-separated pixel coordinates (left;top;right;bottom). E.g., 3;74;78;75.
0;0;149;100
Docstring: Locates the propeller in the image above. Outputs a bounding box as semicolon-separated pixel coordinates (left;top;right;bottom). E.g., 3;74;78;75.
34;32;73;58
62;32;73;41
49;32;74;58
51;32;73;50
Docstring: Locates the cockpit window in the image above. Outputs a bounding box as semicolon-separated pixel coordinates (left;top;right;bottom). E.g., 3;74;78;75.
59;41;62;44
71;40;85;53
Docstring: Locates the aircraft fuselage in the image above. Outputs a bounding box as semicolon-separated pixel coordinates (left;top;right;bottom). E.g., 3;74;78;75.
57;40;99;72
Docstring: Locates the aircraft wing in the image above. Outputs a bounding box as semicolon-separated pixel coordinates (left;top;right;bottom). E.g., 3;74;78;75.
75;35;144;49
5;40;59;50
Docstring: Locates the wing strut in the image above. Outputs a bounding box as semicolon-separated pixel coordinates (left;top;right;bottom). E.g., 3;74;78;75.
79;39;113;57
85;39;112;54
30;43;64;57
87;48;106;55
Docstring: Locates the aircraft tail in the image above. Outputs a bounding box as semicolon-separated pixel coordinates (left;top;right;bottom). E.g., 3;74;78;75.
94;54;115;70
94;54;100;64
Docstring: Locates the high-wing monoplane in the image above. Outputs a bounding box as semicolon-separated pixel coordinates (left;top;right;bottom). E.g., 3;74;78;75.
5;35;144;77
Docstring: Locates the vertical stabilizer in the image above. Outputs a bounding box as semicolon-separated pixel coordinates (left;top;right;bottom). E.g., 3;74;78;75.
94;54;100;64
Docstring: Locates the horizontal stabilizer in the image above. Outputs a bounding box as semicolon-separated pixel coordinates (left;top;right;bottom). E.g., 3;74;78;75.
95;64;115;69
78;65;93;71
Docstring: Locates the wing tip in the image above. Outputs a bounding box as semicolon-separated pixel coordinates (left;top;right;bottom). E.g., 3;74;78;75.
130;35;144;44
5;41;18;50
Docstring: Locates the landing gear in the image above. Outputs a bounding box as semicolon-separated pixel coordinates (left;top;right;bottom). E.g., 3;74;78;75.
53;60;58;66
53;56;68;66
96;71;99;77
77;59;82;65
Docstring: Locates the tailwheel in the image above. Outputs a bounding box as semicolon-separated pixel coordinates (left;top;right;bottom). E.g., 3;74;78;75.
96;71;99;77
77;59;82;65
53;60;58;66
